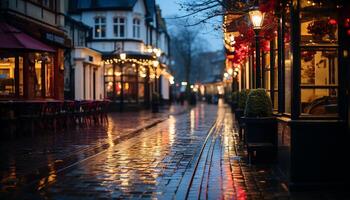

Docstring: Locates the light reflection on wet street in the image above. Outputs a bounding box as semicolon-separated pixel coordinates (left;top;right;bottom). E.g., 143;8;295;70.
1;101;252;199
38;103;220;199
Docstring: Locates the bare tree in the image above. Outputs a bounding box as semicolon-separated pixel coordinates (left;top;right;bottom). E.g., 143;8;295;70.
177;0;254;26
169;18;207;99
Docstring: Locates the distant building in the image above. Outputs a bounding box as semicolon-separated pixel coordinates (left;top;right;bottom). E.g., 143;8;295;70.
0;0;70;100
68;0;171;108
195;51;225;97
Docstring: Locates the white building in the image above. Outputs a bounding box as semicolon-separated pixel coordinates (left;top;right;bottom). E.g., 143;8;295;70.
67;0;171;107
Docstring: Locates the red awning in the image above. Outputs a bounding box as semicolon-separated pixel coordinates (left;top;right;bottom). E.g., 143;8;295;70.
0;22;55;52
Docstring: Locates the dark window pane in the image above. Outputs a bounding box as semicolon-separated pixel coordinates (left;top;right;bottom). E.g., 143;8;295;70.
101;25;106;37
120;25;125;37
94;25;99;37
114;25;118;37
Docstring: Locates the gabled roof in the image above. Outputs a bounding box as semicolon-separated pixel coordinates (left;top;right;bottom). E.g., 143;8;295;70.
144;0;156;23
69;0;138;12
156;5;167;32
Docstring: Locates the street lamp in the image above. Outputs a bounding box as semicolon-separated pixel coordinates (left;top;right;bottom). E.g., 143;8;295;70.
249;7;265;88
120;53;126;60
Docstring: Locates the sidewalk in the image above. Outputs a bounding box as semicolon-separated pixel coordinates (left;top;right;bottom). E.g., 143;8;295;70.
0;104;187;197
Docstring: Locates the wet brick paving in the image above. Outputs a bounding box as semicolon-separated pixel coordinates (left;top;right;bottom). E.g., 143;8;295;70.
1;101;349;199
37;103;219;200
0;105;186;199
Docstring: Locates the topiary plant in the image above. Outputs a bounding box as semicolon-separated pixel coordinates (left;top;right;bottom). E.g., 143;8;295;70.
238;89;249;110
244;88;273;117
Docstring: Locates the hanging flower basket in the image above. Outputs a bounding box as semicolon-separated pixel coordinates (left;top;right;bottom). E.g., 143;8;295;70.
307;19;337;42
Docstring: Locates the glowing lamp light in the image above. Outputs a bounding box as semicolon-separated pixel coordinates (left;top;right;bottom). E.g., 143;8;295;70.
249;8;265;30
224;72;229;78
169;76;175;85
156;50;162;57
181;82;188;86
120;53;126;60
152;60;159;67
228;68;233;75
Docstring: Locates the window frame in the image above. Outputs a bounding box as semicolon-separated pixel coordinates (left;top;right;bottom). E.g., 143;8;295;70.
133;18;141;38
94;16;106;38
113;17;126;38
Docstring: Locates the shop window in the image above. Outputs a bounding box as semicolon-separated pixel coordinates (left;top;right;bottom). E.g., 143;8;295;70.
104;64;121;100
0;56;23;97
0;57;15;97
284;4;292;114
45;58;54;97
113;17;126;38
94;17;106;38
122;64;137;103
133;18;141;38
138;83;145;102
33;54;54;98
272;37;279;110
299;0;339;116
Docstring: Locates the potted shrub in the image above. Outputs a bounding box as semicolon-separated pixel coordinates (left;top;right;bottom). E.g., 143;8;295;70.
243;89;277;164
231;91;238;110
234;90;249;140
234;90;249;123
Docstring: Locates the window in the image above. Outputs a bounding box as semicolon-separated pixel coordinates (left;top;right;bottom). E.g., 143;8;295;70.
133;18;141;38
299;0;339;116
104;64;122;101
113;17;126;38
33;54;54;97
0;56;23;97
284;4;292;114
94;17;106;38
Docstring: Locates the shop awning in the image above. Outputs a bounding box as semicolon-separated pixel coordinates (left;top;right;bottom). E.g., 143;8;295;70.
0;22;55;52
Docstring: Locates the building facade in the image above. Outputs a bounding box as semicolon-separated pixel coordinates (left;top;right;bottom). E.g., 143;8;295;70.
64;15;104;100
224;0;349;190
68;0;171;108
0;0;70;100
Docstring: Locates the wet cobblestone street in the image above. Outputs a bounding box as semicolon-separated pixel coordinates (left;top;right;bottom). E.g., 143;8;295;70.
1;102;349;200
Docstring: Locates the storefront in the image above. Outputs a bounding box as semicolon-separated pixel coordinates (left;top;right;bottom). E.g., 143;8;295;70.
0;22;66;100
103;52;158;109
224;0;349;190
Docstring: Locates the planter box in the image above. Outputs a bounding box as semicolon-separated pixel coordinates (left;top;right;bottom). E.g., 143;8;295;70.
234;109;244;123
231;102;238;110
243;117;277;164
277;118;347;191
234;109;245;140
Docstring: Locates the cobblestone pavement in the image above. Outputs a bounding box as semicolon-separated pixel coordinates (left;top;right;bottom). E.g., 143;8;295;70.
0;105;186;199
35;103;219;200
1;102;349;200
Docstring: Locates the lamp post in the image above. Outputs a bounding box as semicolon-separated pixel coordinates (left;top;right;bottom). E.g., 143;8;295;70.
249;7;265;88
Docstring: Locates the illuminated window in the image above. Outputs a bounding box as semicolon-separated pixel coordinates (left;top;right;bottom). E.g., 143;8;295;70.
0;56;23;97
94;17;106;38
299;0;339;116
